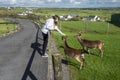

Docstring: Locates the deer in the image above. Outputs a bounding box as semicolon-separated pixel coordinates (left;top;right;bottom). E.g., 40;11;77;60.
75;32;104;58
62;35;88;70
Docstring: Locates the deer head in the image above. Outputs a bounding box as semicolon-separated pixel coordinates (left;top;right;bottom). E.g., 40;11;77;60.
62;35;67;41
75;32;82;38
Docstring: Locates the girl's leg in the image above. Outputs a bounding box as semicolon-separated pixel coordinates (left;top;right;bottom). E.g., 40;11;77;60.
42;32;48;55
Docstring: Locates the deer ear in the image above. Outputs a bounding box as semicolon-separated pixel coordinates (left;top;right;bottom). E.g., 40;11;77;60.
78;32;82;36
79;31;82;34
62;35;67;40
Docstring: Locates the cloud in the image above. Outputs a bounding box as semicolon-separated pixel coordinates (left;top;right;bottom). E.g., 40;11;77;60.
47;0;52;2
55;0;61;3
74;1;81;4
112;0;117;2
111;0;120;2
46;0;61;3
38;1;45;4
0;0;120;8
70;0;75;3
10;0;16;4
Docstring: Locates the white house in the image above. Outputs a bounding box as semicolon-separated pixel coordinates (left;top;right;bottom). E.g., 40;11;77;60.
91;15;100;21
60;15;73;20
18;12;28;16
83;15;100;21
17;10;33;16
25;10;33;14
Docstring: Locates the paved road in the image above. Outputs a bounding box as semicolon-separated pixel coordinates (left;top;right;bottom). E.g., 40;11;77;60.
0;18;48;80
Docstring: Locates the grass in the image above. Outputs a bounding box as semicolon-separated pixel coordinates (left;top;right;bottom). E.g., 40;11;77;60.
52;21;120;80
0;19;10;22
33;8;120;19
1;8;120;20
0;19;16;36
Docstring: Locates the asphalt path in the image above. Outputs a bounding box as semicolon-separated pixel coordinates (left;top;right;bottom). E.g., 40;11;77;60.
0;18;48;80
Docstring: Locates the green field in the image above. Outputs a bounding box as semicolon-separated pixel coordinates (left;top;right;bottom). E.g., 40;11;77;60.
52;21;120;80
0;19;16;36
1;8;120;21
1;8;119;20
33;8;120;20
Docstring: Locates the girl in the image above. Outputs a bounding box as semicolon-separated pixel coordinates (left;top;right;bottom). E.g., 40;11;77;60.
41;15;65;57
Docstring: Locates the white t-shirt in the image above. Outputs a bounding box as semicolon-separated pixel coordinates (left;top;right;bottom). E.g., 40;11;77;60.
41;18;64;35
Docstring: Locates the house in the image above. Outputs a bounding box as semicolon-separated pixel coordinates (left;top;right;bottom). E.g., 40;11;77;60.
60;14;77;20
25;10;33;14
83;15;100;21
65;15;73;20
17;10;33;16
17;12;28;16
60;15;72;20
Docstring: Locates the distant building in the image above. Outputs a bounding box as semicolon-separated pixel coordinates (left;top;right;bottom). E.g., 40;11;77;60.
7;7;11;10
17;12;28;16
83;15;100;21
59;14;78;20
25;10;33;14
59;15;72;20
17;10;33;16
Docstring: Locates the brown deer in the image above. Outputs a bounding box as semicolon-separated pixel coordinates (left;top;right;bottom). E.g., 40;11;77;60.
75;32;104;57
62;35;87;69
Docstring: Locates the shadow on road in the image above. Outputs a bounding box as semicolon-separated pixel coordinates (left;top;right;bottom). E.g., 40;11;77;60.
21;23;43;80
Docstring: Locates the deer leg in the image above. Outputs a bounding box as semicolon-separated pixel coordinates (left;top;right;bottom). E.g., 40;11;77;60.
79;58;84;70
75;56;84;70
83;47;89;54
65;55;69;65
85;48;90;55
99;49;103;58
87;49;90;55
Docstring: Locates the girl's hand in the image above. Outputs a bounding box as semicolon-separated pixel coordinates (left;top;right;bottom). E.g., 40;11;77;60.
62;33;66;36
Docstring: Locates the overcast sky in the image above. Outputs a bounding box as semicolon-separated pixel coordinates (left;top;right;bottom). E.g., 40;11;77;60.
0;0;120;8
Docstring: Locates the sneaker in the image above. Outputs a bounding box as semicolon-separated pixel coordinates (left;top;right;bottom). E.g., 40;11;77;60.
42;53;48;58
45;53;48;55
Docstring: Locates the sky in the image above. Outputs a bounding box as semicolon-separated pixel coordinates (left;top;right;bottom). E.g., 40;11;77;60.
0;0;120;8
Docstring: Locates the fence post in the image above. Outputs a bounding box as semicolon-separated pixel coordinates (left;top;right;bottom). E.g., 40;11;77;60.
52;54;62;80
84;20;87;32
47;31;54;80
106;22;110;35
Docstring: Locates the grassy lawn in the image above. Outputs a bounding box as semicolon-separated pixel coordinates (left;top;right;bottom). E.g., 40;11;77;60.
0;19;10;22
0;19;16;36
52;21;120;80
33;8;120;19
